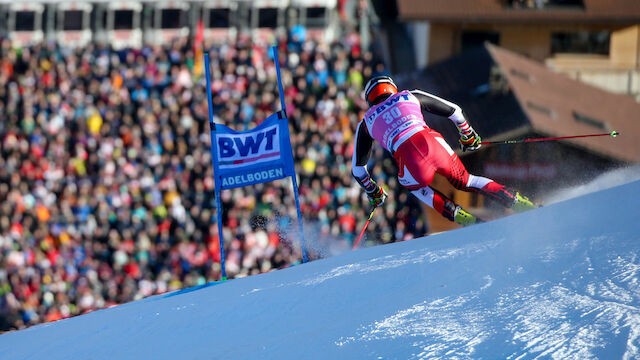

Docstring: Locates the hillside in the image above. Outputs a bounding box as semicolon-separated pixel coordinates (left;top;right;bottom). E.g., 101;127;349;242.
1;180;639;359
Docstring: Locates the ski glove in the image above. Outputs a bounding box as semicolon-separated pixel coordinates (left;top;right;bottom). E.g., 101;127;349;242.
367;182;388;208
459;128;482;152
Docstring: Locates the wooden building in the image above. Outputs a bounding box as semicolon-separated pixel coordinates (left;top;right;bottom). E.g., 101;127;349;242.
397;0;640;100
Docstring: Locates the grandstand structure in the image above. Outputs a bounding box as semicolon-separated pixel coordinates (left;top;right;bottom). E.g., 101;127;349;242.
0;0;340;48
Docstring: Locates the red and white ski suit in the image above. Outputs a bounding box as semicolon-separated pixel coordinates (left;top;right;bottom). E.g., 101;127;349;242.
352;90;515;221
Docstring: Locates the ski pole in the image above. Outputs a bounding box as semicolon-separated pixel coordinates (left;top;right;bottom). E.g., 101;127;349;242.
352;208;376;250
479;130;619;145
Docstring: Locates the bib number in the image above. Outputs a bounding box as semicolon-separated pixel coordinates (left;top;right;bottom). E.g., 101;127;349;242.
382;107;402;124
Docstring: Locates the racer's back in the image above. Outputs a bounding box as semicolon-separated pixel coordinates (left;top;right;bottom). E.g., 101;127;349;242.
362;90;427;153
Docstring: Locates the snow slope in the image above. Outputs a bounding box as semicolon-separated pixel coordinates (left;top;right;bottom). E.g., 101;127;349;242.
2;180;640;360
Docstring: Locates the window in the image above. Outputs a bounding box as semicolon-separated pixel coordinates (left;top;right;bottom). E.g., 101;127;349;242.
461;31;500;52
208;9;230;28
305;7;326;28
545;0;585;8
114;10;134;30
161;9;183;29
306;7;326;19
258;8;278;28
551;31;610;55
15;11;36;31
506;0;585;9
573;111;608;130
527;101;556;118
63;10;83;31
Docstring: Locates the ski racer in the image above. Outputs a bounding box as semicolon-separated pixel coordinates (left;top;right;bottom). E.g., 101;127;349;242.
352;76;537;226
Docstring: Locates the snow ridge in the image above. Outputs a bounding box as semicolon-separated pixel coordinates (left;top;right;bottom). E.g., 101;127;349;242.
1;181;639;360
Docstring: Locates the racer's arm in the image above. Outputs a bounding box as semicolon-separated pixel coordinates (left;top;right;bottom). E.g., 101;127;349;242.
351;120;377;193
410;89;473;135
410;89;481;151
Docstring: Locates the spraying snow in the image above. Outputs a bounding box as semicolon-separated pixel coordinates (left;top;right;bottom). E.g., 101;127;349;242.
543;165;640;204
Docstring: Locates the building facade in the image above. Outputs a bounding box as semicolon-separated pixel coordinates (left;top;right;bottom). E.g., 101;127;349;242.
398;0;640;100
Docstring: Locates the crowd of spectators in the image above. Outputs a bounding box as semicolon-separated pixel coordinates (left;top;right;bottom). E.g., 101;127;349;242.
0;29;428;331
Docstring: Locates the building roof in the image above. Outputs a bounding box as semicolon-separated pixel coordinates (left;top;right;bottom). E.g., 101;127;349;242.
397;0;640;23
488;44;640;163
396;44;640;163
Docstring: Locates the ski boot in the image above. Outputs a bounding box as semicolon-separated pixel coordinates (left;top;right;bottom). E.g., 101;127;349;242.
454;206;479;227
511;192;538;213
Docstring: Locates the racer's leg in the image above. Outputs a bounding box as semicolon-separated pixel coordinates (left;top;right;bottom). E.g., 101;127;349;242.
410;185;479;226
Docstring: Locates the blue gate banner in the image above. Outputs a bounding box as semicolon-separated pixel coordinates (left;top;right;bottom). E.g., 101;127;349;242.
204;47;307;279
211;112;295;190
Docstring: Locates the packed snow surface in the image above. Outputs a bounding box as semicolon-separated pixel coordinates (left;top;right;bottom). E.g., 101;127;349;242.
1;179;639;359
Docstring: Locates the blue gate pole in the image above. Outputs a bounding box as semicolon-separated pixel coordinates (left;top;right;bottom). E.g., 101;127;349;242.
272;46;308;263
214;190;226;280
204;52;228;280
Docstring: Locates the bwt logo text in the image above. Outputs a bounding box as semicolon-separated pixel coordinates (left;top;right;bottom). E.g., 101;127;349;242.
218;126;278;158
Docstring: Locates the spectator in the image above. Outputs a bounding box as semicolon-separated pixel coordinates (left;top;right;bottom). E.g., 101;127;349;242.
0;33;427;332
